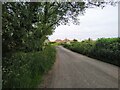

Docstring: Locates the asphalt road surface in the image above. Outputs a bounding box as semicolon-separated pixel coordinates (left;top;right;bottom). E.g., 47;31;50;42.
39;46;118;88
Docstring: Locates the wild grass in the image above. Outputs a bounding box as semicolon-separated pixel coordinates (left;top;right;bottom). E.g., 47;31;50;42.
2;46;56;88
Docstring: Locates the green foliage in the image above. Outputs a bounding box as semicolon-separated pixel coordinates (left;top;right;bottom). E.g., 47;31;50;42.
2;1;118;88
49;42;61;46
2;46;56;88
2;2;86;55
73;39;78;42
63;38;120;66
2;2;86;88
2;1;117;54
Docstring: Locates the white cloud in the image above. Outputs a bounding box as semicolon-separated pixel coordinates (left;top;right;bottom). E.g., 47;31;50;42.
49;4;118;41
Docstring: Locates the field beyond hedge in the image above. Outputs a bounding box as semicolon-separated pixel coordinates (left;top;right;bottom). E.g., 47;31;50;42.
62;38;120;66
2;46;56;88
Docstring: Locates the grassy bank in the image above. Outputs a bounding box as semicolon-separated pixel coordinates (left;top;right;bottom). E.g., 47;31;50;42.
2;46;56;88
62;38;120;66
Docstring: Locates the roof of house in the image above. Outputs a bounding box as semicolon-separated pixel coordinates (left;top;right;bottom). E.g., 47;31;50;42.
54;38;72;43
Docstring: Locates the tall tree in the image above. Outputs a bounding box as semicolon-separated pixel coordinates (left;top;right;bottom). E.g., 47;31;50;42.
2;1;118;55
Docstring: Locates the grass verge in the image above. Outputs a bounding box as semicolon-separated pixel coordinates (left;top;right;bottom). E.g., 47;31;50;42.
2;46;56;88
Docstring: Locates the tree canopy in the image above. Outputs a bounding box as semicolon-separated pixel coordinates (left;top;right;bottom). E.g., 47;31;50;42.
2;1;118;55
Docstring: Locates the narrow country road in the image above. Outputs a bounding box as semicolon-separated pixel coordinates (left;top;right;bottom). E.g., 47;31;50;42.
39;46;118;88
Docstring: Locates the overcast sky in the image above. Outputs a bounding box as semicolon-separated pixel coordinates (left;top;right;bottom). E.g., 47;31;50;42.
49;4;118;41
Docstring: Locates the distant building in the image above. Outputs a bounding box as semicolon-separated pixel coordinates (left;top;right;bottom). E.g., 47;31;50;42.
55;39;63;43
54;38;72;44
63;38;71;43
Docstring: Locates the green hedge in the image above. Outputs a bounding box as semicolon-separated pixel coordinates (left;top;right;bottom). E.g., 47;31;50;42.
2;46;56;88
63;38;120;66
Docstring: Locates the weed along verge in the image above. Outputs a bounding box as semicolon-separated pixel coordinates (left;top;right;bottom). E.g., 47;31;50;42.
2;46;56;88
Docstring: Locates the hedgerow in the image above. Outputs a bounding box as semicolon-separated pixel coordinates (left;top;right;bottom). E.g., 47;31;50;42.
63;38;120;66
2;46;56;88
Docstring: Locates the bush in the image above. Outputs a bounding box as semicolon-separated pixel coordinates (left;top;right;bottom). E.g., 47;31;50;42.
63;38;120;66
2;46;56;88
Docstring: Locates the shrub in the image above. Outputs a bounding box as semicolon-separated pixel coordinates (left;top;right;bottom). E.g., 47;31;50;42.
63;38;119;66
2;46;56;88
